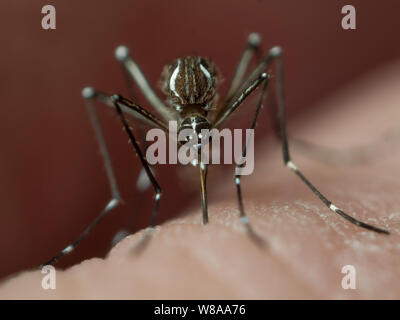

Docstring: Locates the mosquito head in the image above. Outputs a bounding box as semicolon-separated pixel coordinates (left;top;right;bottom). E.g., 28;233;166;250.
178;115;211;149
161;56;218;111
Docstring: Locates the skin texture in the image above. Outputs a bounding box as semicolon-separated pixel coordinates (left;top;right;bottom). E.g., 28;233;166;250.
1;60;400;299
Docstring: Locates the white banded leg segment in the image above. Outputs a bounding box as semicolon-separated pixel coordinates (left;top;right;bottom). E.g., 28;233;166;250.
61;245;74;255
41;197;121;266
286;160;298;172
155;192;162;202
284;160;389;234
329;204;339;212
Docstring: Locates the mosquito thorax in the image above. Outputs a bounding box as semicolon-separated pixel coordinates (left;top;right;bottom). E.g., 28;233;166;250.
178;115;211;148
161;56;218;112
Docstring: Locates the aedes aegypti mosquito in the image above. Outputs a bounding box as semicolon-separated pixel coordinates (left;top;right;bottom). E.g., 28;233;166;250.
42;33;389;266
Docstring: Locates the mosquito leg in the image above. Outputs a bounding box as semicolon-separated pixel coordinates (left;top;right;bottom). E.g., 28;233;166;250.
111;94;162;231
234;79;269;244
118;54;155;195
213;72;269;128
82;90;165;239
213;33;261;123
218;43;389;234
268;47;389;234
225;33;262;103
111;64;143;245
74;89;168;131
115;61;156;245
120;61;138;102
111;165;157;248
199;160;209;224
114;45;177;121
40;88;123;266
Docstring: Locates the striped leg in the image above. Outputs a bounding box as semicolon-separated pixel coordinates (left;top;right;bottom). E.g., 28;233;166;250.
111;95;162;232
269;46;389;234
41;88;122;266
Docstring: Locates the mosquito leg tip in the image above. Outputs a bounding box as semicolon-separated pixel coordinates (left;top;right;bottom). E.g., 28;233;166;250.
329;204;389;235
114;45;129;61
81;86;95;99
240;216;249;225
270;46;282;57
365;225;390;235
248;32;261;47
376;227;390;235
146;226;154;234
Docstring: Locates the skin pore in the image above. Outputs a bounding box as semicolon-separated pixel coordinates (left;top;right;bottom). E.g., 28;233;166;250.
0;60;400;299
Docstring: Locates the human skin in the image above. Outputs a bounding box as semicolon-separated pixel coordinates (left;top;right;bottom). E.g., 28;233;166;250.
1;59;400;299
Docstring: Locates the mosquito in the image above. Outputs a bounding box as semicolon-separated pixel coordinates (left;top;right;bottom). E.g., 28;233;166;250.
42;33;389;266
